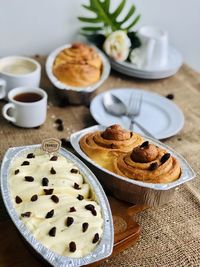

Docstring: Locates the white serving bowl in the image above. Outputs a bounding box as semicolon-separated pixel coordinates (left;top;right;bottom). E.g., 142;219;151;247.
46;44;110;105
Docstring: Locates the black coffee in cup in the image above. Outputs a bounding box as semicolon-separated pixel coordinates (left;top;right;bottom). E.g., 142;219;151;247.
14;92;43;103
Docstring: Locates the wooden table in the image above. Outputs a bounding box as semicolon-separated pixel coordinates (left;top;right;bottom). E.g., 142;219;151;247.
0;57;200;267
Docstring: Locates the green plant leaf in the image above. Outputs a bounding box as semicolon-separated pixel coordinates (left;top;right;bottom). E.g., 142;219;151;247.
78;16;102;23
81;26;103;32
93;0;118;31
124;14;141;30
82;33;106;48
127;31;141;49
118;5;135;25
79;0;141;34
82;4;94;12
111;0;126;20
102;0;110;12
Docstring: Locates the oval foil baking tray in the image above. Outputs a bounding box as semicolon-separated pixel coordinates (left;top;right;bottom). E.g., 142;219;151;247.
0;145;114;267
70;125;196;207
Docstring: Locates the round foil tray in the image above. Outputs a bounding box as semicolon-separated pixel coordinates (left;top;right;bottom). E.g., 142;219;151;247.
0;145;114;267
45;44;110;105
70;125;196;207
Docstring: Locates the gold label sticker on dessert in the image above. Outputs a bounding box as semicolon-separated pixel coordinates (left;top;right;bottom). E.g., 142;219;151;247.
42;138;61;153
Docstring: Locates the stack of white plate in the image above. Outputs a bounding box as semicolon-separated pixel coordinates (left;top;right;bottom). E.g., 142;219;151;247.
110;46;183;79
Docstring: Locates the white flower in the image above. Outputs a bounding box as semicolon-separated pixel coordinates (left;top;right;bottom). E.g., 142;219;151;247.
129;48;144;68
103;30;131;62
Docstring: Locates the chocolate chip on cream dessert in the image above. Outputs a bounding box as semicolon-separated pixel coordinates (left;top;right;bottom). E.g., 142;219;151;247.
9;150;103;258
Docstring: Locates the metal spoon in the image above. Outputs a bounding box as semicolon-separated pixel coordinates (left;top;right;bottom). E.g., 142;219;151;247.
103;92;155;138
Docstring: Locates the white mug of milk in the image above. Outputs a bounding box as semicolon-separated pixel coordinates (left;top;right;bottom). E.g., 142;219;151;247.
137;26;168;69
0;56;41;99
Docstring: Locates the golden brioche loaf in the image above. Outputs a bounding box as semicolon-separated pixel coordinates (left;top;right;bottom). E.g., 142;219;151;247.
53;43;102;87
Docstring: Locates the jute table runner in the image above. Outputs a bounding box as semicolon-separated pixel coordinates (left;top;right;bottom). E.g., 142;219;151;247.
0;57;200;266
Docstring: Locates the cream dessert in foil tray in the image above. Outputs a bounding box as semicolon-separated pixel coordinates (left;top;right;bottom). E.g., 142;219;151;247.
8;149;103;258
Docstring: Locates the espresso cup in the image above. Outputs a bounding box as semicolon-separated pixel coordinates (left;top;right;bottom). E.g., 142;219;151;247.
137;26;168;69
2;87;47;128
0;56;41;99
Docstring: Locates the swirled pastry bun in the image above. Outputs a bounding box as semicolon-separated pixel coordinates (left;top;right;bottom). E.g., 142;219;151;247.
113;141;181;183
54;43;102;69
80;124;143;171
53;63;101;87
53;43;102;87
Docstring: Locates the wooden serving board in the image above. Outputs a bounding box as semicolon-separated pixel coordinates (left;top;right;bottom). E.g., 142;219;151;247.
0;196;146;267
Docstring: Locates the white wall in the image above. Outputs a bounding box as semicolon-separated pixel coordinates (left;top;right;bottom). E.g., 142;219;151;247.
0;0;82;56
0;0;200;71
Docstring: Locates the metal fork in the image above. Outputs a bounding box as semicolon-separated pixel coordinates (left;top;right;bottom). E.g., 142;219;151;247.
127;93;155;138
127;93;142;131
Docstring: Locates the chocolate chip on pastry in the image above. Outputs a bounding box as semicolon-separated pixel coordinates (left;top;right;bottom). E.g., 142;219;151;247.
160;153;171;164
148;162;159;171
113;143;181;183
80;124;143;172
140;141;149;148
